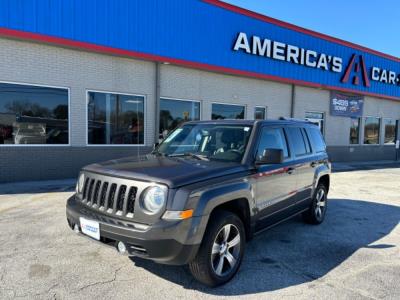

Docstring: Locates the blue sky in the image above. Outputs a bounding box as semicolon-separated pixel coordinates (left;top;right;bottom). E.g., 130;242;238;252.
223;0;399;57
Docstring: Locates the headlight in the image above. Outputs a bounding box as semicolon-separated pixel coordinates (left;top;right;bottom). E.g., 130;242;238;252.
76;173;85;194
141;185;167;214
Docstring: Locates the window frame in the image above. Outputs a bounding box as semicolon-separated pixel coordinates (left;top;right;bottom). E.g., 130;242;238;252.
383;118;396;145
254;106;267;120
159;96;202;132
0;80;71;147
349;117;361;145
85;89;147;147
211;102;247;120
363;116;381;146
305;111;325;135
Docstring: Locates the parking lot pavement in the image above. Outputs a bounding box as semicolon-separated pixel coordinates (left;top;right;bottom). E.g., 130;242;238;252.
0;168;399;300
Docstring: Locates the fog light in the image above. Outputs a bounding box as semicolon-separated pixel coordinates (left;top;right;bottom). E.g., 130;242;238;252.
117;241;126;254
74;224;80;233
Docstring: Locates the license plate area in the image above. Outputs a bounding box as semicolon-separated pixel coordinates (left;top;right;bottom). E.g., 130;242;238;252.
80;217;100;240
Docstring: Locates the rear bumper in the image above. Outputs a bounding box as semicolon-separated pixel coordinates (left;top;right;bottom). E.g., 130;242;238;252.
66;195;200;265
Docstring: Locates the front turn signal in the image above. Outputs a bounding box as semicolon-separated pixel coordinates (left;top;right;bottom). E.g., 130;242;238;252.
162;209;194;220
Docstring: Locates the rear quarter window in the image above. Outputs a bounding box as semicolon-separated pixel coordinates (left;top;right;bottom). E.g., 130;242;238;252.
307;127;326;153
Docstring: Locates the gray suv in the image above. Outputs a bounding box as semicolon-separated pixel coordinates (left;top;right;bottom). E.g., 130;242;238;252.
66;119;330;286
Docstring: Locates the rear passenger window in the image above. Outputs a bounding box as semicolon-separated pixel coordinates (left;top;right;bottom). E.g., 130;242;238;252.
301;128;312;154
256;127;289;159
286;127;308;156
307;127;326;153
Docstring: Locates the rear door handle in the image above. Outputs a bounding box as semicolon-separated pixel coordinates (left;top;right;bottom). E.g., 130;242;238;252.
311;162;317;168
286;167;295;175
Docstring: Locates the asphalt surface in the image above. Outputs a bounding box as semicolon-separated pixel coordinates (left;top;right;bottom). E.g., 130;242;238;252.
0;167;399;299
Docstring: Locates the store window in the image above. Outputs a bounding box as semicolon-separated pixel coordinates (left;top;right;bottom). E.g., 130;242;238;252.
159;98;200;140
349;118;360;144
0;82;69;145
87;91;144;145
363;117;380;145
383;118;396;144
254;106;266;120
212;103;245;120
305;111;324;134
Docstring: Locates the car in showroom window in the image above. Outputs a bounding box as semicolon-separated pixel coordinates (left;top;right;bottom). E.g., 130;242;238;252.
0;82;69;145
155;123;253;162
87;91;145;145
211;103;245;120
159;98;200;141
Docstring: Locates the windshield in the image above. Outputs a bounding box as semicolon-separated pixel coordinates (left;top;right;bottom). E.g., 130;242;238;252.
155;124;253;162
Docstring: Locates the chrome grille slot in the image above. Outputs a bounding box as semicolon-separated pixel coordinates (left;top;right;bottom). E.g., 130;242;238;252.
107;183;117;212
99;182;108;208
116;185;127;213
79;173;144;220
92;181;101;206
82;178;90;200
86;179;95;202
127;187;137;215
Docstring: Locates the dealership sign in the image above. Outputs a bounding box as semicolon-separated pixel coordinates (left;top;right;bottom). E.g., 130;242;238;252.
330;92;364;117
233;32;400;90
0;0;399;100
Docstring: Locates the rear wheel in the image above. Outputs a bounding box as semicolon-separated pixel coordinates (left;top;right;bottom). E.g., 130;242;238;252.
189;210;245;287
303;183;328;224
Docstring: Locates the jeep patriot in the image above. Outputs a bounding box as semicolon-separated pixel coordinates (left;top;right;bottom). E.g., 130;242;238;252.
66;119;331;286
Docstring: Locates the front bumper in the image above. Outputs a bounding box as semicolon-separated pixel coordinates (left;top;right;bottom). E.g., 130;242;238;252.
66;195;200;265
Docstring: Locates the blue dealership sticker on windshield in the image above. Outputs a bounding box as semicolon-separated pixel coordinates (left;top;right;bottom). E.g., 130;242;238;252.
330;92;364;117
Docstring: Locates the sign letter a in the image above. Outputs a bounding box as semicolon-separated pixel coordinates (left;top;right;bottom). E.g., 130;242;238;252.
233;32;251;53
341;54;370;87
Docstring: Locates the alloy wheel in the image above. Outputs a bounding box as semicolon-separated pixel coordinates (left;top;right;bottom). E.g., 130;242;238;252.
211;224;241;277
315;188;326;220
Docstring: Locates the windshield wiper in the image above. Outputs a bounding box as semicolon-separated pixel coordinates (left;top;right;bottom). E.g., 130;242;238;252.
168;152;209;161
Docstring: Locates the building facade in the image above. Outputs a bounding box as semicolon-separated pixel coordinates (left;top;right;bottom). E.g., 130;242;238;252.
0;0;399;182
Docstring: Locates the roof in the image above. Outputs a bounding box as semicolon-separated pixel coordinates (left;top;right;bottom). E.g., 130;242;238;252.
185;119;314;126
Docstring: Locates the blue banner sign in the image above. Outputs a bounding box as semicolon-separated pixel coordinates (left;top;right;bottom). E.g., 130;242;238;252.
330;92;364;117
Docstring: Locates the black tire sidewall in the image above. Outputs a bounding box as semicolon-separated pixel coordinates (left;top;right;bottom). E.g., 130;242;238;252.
194;211;246;286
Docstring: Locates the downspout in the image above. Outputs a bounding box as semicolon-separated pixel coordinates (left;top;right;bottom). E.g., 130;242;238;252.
154;62;161;144
290;84;296;118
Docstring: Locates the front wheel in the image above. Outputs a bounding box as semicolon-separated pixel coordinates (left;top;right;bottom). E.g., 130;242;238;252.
189;211;245;287
302;183;328;224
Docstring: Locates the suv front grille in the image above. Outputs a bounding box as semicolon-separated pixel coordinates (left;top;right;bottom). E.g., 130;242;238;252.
81;175;138;218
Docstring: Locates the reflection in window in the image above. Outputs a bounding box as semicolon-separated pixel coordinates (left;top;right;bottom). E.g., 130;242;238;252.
383;119;396;144
349;118;360;144
363;117;380;145
159;98;200;140
87;92;144;145
254;107;266;120
212;103;245;120
0;82;69;145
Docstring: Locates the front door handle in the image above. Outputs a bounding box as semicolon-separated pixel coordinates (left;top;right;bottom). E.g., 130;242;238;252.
286;167;295;175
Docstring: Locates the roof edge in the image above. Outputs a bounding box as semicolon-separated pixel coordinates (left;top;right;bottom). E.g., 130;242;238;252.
203;0;400;63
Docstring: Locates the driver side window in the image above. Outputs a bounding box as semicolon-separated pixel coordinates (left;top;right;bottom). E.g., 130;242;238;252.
256;127;289;160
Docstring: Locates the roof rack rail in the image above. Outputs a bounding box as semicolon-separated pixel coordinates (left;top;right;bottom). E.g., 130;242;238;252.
279;116;306;122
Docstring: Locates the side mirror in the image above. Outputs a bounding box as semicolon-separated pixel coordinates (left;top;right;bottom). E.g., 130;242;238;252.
153;142;159;150
256;148;284;165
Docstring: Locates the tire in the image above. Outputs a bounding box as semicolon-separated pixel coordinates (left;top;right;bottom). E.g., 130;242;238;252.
302;183;328;225
189;210;245;287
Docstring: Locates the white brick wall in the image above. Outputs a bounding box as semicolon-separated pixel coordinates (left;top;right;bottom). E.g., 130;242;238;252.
0;37;399;181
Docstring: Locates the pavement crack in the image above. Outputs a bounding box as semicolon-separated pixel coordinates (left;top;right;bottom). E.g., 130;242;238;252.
74;265;125;292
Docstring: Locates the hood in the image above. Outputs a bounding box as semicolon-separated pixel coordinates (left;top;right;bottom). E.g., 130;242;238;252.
83;155;248;188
